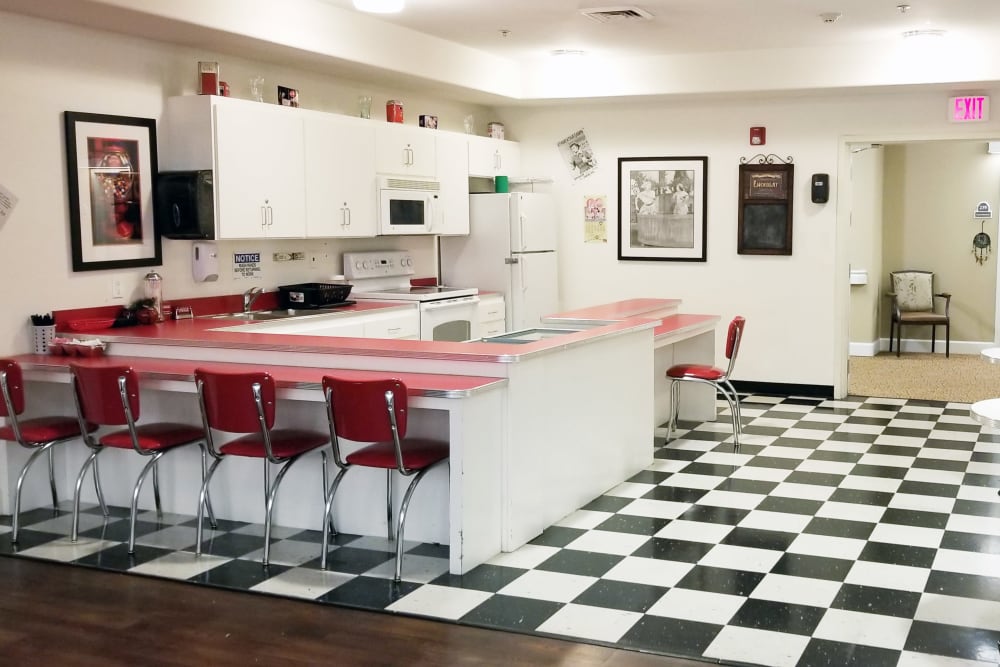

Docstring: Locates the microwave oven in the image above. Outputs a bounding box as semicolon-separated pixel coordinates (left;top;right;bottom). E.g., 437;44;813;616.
378;176;440;235
155;170;215;239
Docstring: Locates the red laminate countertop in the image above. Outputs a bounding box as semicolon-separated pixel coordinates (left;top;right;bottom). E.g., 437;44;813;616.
54;301;662;364
15;353;504;399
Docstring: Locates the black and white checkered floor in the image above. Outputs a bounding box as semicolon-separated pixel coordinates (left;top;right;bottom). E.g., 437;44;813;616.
3;394;1000;667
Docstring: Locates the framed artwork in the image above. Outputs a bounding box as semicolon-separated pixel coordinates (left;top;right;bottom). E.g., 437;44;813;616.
618;156;707;262
64;112;161;272
278;86;300;107
737;162;794;255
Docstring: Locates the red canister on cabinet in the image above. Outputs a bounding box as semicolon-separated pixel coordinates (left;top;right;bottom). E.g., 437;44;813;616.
386;100;404;123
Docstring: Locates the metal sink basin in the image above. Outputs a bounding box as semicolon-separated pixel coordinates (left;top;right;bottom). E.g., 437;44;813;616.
201;310;303;321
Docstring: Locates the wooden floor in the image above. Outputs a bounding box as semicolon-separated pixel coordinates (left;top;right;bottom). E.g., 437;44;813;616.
0;556;709;666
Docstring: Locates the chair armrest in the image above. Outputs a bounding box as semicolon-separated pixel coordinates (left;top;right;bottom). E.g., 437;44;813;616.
934;292;952;316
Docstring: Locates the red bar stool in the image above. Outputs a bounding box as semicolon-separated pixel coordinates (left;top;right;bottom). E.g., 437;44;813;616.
321;375;449;582
0;358;106;542
194;368;330;566
68;363;217;552
666;316;746;451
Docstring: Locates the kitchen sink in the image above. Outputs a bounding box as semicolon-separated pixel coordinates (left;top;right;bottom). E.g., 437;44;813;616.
201;310;304;321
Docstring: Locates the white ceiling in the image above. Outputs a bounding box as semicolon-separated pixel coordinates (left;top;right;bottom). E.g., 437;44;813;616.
320;0;994;61
2;0;999;101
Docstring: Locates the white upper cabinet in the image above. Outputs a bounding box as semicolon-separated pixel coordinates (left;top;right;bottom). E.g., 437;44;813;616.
162;95;306;239
467;135;521;177
375;123;436;177
433;131;470;236
304;115;377;238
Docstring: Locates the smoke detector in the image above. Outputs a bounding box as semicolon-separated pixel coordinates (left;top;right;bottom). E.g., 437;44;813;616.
820;12;842;24
580;6;654;23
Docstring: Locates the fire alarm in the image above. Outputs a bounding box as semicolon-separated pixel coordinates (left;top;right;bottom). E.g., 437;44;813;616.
750;127;766;146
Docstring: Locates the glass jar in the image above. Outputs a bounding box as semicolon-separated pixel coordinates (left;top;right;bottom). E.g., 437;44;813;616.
143;271;163;322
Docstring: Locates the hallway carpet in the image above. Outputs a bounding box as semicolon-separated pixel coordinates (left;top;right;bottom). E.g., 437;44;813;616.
849;352;1000;403
2;394;999;666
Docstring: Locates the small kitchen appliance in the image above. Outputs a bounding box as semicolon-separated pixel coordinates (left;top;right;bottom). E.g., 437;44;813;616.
345;250;479;342
378;176;441;235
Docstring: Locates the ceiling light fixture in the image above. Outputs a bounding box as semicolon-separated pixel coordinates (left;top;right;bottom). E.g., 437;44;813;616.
353;0;404;14
551;49;587;57
902;29;945;39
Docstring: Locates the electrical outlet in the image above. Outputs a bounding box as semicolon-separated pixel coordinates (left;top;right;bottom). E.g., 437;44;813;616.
290;251;305;261
273;252;291;262
111;278;123;299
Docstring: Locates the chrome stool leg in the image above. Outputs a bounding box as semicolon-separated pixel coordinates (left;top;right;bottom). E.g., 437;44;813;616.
321;466;350;570
393;460;448;582
92;453;109;517
12;442;58;543
152;461;163;517
262;457;298;566
46;446;59;509
386;469;394;543
129;452;165;553
71;448;103;542
195;457;224;557
199;444;218;529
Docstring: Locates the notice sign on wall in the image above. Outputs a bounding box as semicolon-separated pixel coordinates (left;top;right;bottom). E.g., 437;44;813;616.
0;182;19;230
233;252;261;280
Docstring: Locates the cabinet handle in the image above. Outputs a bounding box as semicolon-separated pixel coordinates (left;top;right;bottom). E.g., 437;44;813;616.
266;205;274;227
388;327;401;334
494;150;501;170
260;205;266;229
341;206;350;228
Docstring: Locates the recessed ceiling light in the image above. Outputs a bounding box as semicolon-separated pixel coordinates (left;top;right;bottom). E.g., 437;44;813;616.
551;49;587;57
820;12;842;24
353;0;404;14
902;29;946;39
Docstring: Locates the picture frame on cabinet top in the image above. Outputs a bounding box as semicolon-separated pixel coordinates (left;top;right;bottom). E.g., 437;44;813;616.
63;111;162;272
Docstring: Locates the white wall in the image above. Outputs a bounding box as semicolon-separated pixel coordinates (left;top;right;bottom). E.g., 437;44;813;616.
0;11;493;357
848;145;884;354
500;90;1000;389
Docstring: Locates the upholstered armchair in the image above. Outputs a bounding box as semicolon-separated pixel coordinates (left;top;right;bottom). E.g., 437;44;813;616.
888;270;952;357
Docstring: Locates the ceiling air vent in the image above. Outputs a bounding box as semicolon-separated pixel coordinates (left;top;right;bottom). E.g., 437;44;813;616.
580;6;654;23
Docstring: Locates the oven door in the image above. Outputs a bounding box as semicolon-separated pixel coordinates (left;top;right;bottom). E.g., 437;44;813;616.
420;295;480;341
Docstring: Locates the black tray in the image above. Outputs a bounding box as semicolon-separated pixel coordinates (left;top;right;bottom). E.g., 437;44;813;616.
277;282;353;309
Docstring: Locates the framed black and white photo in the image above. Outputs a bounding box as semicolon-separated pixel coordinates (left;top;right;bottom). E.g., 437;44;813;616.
64;111;161;272
618;156;707;262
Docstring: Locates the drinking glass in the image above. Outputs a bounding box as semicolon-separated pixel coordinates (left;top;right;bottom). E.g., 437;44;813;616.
358;95;372;119
463;115;475;134
250;75;265;103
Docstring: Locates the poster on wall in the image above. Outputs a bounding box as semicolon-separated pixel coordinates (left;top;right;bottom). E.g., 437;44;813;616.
584;195;607;243
557;129;597;180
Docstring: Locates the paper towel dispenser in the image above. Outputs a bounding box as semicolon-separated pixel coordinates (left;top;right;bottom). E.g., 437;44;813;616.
156;170;215;239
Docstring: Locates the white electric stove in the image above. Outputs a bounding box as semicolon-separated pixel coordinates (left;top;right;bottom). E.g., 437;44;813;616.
344;251;480;341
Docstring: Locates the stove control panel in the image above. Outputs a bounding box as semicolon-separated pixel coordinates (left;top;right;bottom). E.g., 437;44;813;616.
343;251;416;280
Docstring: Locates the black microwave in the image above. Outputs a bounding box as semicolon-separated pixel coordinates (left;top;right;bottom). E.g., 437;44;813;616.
155;170;215;239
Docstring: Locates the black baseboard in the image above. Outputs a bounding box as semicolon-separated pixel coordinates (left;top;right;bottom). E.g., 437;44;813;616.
730;380;834;399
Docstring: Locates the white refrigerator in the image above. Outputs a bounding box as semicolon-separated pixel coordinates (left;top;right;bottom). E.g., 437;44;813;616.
441;193;559;332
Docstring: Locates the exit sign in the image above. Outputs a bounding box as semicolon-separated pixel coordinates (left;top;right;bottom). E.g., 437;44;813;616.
949;95;990;122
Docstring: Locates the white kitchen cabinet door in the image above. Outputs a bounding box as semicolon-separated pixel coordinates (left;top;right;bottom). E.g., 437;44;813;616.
375;123;436;177
467;135;521;177
304;115;377;238
434;131;470;235
213;99;306;238
361;308;420;339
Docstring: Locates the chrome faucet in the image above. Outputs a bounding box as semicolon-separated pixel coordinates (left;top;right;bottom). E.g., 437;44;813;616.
243;286;264;313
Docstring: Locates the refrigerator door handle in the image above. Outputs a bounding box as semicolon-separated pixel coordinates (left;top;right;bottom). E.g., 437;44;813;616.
504;257;519;264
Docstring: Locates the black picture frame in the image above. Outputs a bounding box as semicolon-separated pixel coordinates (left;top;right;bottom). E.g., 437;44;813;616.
64;111;161;272
737;163;794;255
618;156;708;262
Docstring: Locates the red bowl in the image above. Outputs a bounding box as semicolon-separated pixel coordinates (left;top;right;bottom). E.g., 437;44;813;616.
48;343;65;355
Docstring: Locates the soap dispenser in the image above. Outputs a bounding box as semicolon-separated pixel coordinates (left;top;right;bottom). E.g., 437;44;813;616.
192;241;219;282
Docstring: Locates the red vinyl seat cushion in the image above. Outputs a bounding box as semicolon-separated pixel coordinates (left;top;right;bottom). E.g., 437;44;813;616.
346;438;449;470
220;428;329;459
0;416;96;445
666;363;725;381
99;423;205;451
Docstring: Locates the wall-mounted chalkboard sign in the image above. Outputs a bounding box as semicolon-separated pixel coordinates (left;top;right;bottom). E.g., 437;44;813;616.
738;162;793;255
